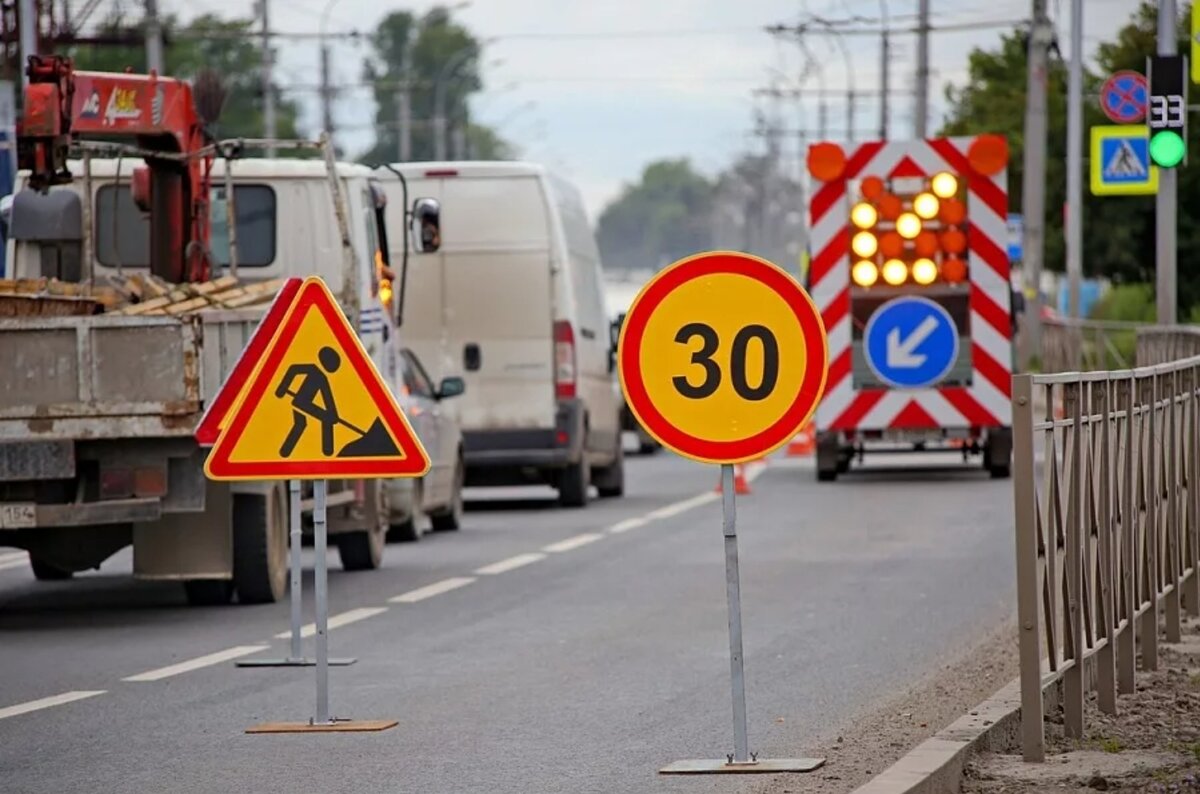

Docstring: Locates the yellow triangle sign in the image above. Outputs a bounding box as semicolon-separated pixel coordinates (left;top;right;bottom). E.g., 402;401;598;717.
204;277;430;481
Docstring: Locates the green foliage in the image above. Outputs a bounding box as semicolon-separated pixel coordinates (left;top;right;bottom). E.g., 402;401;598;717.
595;159;714;270
1089;283;1156;322
359;7;510;164
939;2;1200;315
62;12;305;151
1099;737;1124;754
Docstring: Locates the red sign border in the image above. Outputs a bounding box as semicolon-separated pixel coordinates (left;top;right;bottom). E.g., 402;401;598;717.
204;277;430;480
619;251;829;464
195;277;303;446
1099;70;1148;124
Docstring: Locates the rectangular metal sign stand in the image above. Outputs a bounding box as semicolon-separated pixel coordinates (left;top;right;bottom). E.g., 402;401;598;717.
237;479;355;668
660;464;824;775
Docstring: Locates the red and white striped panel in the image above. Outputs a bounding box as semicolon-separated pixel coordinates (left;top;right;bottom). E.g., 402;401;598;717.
808;137;1013;432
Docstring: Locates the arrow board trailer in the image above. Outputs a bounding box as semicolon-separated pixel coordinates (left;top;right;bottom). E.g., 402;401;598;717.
805;135;1015;481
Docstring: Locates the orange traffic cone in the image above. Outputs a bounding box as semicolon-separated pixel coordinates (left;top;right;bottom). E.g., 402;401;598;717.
786;423;816;457
715;464;752;496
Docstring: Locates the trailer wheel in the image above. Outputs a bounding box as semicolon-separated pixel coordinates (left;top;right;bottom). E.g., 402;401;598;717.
183;579;235;606
985;427;1013;480
232;486;288;604
30;557;72;581
338;481;387;571
816;431;840;482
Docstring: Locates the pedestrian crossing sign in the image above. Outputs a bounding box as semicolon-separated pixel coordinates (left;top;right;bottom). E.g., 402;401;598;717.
204;276;430;481
1090;125;1159;196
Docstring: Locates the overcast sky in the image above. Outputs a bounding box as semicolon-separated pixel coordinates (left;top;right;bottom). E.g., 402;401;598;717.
178;0;1146;218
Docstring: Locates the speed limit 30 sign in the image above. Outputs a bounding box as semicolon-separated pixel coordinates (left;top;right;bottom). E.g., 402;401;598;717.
619;251;829;464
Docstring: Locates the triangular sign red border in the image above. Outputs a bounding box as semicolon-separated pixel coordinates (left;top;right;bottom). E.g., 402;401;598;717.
204;277;430;481
195;277;303;446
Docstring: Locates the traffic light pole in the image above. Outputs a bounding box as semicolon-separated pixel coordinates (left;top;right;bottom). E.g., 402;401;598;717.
1156;0;1178;325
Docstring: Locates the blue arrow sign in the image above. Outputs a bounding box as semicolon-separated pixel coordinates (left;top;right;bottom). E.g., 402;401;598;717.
863;296;960;389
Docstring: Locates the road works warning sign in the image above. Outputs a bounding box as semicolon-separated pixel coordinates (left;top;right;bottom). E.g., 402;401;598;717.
204;276;430;481
1090;124;1159;196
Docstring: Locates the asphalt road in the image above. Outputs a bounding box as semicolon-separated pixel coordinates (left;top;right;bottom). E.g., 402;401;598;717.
0;446;1016;794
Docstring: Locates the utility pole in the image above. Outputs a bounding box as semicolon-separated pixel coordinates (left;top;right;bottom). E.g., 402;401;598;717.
1156;0;1178;324
1020;0;1053;366
879;1;890;139
144;0;164;72
915;0;929;137
259;0;277;157
1065;0;1083;318
397;26;413;161
18;0;36;89
320;43;333;138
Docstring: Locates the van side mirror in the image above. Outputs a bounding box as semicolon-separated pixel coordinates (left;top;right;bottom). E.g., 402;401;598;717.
412;198;441;253
610;315;624;348
436;376;465;400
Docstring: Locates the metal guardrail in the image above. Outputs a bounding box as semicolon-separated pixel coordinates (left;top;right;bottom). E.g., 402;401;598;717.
1012;326;1200;761
1040;317;1143;373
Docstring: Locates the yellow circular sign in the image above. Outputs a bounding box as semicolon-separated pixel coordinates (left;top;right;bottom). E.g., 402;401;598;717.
619;251;829;464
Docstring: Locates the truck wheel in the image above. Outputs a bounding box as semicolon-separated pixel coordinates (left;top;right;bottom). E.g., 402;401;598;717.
593;444;625;498
183;579;235;606
558;458;590;508
232;487;288;605
338;482;387;570
30;557;72;581
388;480;424;543
816;431;840;482
430;458;465;532
985;427;1013;479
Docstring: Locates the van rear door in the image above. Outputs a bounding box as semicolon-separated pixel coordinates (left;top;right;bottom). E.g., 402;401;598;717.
437;174;556;434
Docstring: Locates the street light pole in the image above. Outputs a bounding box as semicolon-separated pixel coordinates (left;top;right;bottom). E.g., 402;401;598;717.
319;0;343;144
879;0;890;139
1065;0;1084;318
1156;0;1178;324
1020;0;1053;366
433;41;492;161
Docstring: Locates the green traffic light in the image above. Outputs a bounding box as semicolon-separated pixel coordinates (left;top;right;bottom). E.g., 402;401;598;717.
1149;130;1186;168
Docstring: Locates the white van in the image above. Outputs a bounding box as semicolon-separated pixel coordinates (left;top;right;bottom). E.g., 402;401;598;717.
374;161;624;506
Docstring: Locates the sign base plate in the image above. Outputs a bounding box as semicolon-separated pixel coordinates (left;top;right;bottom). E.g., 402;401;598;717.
235;657;356;668
246;718;398;734
660;757;825;775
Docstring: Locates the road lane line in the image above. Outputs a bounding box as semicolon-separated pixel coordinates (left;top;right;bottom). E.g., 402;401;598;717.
543;533;603;553
0;550;27;564
274;606;388;639
0;690;106;721
608;516;649;534
647;492;719;521
474;553;546;575
122;645;268;682
389;577;476;604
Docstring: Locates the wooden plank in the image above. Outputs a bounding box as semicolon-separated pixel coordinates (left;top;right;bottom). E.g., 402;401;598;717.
245;719;398;734
164;296;212;315
117;296;172;315
191;276;239;295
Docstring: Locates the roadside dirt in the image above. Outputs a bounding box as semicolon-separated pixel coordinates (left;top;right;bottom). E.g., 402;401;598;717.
755;615;1021;794
964;617;1200;794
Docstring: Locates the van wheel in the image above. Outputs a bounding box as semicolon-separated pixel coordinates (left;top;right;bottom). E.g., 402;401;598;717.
30;557;72;581
183;579;235;606
232;487;288;604
431;458;464;531
339;482;387;570
558;458;590;508
593;445;625;498
388;480;424;543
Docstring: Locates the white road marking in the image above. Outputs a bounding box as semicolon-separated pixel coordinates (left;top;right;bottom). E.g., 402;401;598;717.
274;606;389;639
647;492;719;521
0;690;106;721
0;550;28;564
543;533;603;553
389;577;476;604
122;645;268;682
474;553;546;575
608;516;649;534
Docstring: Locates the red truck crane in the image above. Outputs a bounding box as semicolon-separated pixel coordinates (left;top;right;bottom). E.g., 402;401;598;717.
16;54;213;283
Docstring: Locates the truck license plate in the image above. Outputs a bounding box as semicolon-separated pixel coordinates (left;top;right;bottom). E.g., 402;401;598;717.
0;503;36;529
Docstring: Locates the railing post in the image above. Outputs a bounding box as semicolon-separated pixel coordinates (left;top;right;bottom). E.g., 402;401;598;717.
1117;376;1137;694
1141;373;1160;672
1063;379;1085;740
1186;363;1200;616
1166;368;1183;643
1095;378;1117;715
1012;374;1046;762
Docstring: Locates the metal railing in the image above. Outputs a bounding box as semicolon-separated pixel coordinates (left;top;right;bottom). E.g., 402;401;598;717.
1040;316;1143;373
1012;326;1200;761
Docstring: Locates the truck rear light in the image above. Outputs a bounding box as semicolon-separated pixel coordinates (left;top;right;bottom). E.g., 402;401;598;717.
100;468;133;499
554;320;576;399
424;169;458;177
133;466;167;498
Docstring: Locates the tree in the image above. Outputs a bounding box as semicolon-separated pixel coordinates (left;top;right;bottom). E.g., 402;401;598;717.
939;2;1200;315
360;7;510;164
596;159;714;270
62;13;305;148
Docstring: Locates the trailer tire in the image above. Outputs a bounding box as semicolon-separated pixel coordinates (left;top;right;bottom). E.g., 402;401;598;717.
183;579;235;606
232;487;288;604
985;427;1013;480
30;557;72;581
816;431;840;482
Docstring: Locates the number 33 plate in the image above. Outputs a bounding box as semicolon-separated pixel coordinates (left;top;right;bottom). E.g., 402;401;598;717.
618;251;829;464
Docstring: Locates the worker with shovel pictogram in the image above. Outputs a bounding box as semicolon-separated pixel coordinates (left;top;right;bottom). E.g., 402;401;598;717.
275;346;401;459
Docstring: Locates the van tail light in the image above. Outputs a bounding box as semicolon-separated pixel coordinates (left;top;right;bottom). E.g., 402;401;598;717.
554;320;577;399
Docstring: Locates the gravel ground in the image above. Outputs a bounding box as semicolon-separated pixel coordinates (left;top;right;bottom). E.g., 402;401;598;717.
965;617;1200;794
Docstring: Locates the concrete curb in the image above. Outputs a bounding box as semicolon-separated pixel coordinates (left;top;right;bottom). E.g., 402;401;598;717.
849;678;1026;794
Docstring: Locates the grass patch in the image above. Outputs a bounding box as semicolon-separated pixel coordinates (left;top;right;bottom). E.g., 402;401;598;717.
1100;737;1125;754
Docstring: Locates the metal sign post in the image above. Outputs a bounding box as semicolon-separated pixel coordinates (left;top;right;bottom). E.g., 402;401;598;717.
237;479;355;668
313;479;331;724
721;464;750;764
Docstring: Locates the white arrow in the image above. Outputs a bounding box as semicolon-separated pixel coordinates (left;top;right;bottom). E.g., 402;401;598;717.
886;316;940;369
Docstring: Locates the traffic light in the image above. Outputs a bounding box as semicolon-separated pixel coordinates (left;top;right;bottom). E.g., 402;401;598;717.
1148;55;1188;168
847;171;968;289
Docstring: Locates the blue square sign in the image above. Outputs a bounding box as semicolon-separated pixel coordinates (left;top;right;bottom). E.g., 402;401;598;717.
1090;125;1159;196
